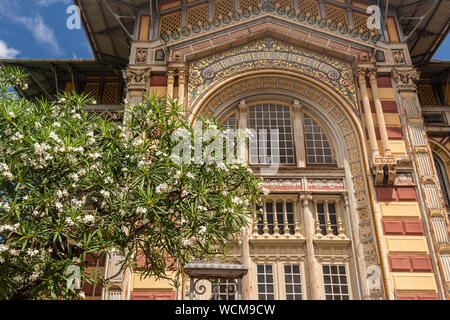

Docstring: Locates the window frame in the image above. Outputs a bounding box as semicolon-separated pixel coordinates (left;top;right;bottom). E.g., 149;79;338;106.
319;263;353;300
247;101;297;167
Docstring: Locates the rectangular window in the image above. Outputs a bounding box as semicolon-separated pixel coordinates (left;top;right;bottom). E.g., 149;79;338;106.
257;264;275;300
322;265;350;300
304;115;333;165
249;104;295;165
256;201;295;235
284;265;302;300
212;280;236;300
316;201;339;236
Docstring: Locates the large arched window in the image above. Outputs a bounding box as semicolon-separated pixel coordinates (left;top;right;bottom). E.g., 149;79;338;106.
220;102;335;167
248;104;295;165
434;153;450;208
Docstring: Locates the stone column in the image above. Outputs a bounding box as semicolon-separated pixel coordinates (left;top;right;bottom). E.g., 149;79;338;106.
369;70;391;156
241;228;251;300
166;70;175;99
238;100;248;165
293;100;306;167
177;70;186;106
357;70;379;157
300;194;320;300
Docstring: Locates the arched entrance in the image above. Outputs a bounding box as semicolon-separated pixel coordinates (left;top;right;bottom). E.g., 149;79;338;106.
189;71;387;300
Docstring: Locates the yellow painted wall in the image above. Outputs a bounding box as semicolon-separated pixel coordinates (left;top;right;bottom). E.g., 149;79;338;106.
378;202;421;219
384;236;429;254
391;273;438;292
132;271;177;290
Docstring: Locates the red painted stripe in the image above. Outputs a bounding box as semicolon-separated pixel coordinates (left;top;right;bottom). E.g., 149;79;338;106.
151;75;168;87
397;293;439;300
382;219;425;236
130;291;175;300
361;101;399;113
376;187;417;202
388;254;433;273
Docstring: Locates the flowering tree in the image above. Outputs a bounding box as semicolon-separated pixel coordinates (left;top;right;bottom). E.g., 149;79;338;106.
0;66;265;300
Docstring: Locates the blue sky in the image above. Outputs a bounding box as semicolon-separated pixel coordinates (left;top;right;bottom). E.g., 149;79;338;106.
0;0;92;60
0;0;448;61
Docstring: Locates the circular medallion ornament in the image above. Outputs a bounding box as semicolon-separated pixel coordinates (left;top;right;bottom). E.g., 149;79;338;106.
202;69;215;80
327;71;340;80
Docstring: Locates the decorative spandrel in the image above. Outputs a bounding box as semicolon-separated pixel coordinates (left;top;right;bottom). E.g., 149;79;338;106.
188;38;357;113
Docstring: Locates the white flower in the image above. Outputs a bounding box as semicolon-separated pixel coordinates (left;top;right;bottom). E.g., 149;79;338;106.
186;172;195;179
3;172;13;181
82;215;95;224
181;239;193;247
261;187;270;196
53;122;61;128
198;206;208;212
138;160;146;168
100;190;110;198
0;244;9;252
232;196;243;205
199;226;207;235
90;152;101;160
79;292;86;299
58;97;66;103
156;183;170;193
10;249;19;256
11;133;23;141
136;207;147;214
217;162;229;172
33;210;40;217
55;202;63;211
70;173;79;182
87;131;94;137
26;249;39;257
0;163;8;172
65;217;75;226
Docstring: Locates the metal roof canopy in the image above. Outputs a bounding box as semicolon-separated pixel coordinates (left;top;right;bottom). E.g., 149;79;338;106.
370;0;449;66
0;59;121;100
184;262;248;280
74;0;150;68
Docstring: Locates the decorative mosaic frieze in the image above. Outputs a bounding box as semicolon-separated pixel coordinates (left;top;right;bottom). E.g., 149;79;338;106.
259;178;303;191
189;38;357;113
307;179;344;191
159;1;381;45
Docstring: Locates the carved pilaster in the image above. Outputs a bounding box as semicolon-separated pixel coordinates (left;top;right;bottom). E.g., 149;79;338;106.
166;70;176;99
122;67;151;104
293;100;306;167
368;70;391;156
357;68;379;157
177;70;186;106
391;68;420;92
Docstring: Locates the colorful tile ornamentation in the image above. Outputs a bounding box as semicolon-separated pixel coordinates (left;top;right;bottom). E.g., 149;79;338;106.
188;38;357;113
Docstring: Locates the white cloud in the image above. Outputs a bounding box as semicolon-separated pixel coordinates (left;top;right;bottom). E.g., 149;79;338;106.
0;40;19;59
37;0;71;6
0;1;64;56
15;15;64;56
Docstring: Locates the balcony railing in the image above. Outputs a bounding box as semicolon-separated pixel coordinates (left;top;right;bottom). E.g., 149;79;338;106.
251;199;303;241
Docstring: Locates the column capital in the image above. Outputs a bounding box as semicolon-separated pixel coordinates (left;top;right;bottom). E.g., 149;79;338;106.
368;70;378;82
238;100;248;115
177;70;186;84
391;68;420;91
357;68;367;82
300;193;313;205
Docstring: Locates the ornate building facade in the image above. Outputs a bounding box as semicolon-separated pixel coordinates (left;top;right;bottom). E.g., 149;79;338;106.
2;0;450;300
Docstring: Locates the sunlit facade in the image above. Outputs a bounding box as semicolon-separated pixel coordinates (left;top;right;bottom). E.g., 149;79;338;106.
2;0;450;300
